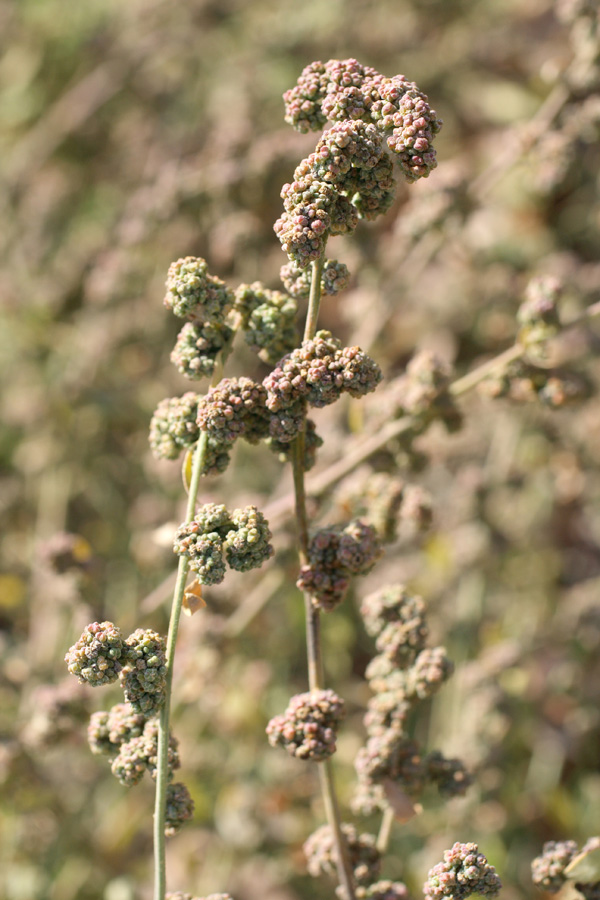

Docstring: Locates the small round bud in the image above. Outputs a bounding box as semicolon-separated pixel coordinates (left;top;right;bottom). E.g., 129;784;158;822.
65;621;124;687
149;393;200;461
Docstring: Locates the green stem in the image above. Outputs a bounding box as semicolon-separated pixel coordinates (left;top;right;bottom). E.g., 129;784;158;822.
291;252;356;900
153;358;226;900
376;806;395;854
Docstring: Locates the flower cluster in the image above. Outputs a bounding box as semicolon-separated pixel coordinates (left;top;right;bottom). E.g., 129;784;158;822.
532;837;600;898
265;417;323;471
283;58;442;180
87;702;146;756
336;473;432;544
280;259;350;299
64;621;124;687
266;689;345;761
423;843;502;900
263;330;382;443
480;359;592;409
297;519;383;611
164;257;233;323
165;781;195;836
173;503;273;585
353;585;470;815
234;282;298;364
356;882;411;900
197;377;270;448
386;351;463;433
171;321;234;380
149;393;200;461
304;822;381;889
119;628;168;716
110;718;180;787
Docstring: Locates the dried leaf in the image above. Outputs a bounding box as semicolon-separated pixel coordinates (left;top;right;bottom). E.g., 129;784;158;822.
183;579;206;616
382;780;419;823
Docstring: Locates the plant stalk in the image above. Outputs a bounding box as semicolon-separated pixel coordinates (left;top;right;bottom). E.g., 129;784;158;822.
291;253;356;900
153;359;226;900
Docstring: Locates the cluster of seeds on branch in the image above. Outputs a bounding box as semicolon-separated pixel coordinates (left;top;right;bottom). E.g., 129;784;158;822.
356;882;411;900
304;823;381;892
336;472;433;544
119;628;168;716
266;689;345;761
352;585;471;815
164;256;234;323
197;377;270;447
480;359;593;408
280;259;350;299
234;282;299;364
263;330;382;443
423;843;502;900
65;621;124;686
297;519;383;611
385;351;463;433
65;621;195;835
173;503;273;585
171;321;235;380
265;418;323;471
532;837;600;899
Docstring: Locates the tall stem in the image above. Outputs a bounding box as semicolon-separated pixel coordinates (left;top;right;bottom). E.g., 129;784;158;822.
291;253;356;900
153;361;225;900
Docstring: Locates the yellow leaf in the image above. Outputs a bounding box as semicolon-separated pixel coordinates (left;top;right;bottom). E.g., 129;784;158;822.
182;579;206;616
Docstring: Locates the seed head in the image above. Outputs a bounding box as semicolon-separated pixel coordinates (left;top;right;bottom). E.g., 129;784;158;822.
65;621;124;687
164;257;233;323
165;781;195;836
423;842;502;900
267;689;345;761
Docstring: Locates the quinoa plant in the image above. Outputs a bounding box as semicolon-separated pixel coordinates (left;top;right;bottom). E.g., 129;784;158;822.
63;53;600;900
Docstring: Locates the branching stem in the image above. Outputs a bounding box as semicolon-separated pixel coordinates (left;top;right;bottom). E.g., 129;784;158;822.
291;252;356;900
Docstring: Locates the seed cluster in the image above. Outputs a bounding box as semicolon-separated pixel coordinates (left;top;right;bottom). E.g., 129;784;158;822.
280;259;350;299
353;586;470;815
171;321;234;380
64;621;124;687
297;519;383;611
197;378;270;448
423;842;502;900
87;702;146;756
173;503;273;585
266;418;323;471
165;781;195;837
304;823;381;889
164;256;233;323
110;718;180;787
531;838;600;897
234;282;298;364
263;330;382;444
266;689;345;761
119;628;168;716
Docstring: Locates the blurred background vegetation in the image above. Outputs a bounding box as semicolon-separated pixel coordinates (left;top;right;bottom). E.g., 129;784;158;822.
1;0;599;898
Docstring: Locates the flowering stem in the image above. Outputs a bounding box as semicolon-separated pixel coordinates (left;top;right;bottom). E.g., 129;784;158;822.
153;360;225;900
291;252;356;900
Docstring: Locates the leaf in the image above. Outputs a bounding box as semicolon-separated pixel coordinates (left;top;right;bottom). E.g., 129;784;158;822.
382;779;419;823
181;449;193;494
182;579;206;616
564;846;600;883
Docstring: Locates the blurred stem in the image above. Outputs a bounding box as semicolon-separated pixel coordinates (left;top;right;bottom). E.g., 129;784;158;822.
153;358;226;900
377;806;395;853
291;252;356;900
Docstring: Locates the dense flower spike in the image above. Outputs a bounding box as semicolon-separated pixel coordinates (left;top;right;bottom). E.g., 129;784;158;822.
171;321;234;380
280;259;350;299
266;689;345;761
304;823;381;887
120;629;168;715
531;841;579;892
423;843;502;900
149;393;201;461
164;257;233;323
224;506;273;572
283;60;329;132
164;781;195;836
65;621;124;686
197;377;270;448
360;585;428;668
